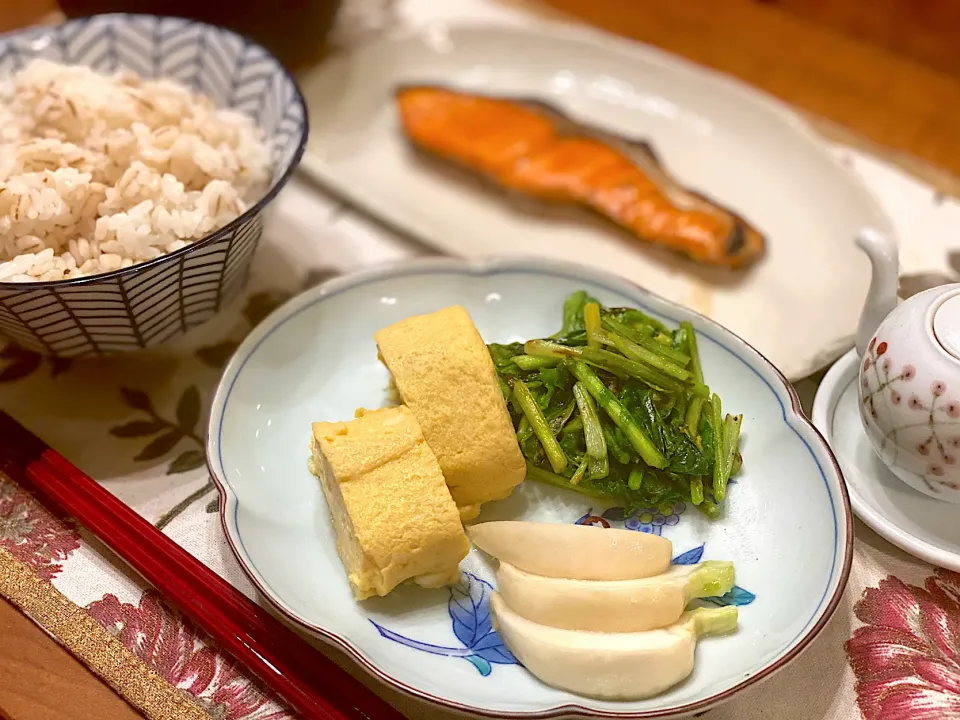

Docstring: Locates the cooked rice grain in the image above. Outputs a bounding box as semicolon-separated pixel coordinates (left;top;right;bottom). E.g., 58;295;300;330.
0;59;272;282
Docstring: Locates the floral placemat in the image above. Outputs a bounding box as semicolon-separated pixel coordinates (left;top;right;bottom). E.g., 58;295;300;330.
3;2;960;719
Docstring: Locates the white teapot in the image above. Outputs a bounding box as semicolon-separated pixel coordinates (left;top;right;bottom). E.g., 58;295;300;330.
857;229;960;502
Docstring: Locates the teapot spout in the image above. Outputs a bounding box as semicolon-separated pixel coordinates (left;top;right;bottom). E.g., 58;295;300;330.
855;228;899;357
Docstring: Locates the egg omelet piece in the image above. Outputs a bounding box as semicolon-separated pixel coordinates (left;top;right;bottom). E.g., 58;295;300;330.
374;305;526;521
310;406;470;600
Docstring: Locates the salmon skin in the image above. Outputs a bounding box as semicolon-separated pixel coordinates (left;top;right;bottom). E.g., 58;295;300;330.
395;86;765;269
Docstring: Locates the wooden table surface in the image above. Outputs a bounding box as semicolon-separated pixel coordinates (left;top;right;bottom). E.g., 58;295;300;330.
1;1;959;719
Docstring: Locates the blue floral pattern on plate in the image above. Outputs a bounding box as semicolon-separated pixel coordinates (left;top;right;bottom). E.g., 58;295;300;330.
575;480;739;535
372;509;755;674
671;543;756;607
371;572;518;676
599;503;687;534
575;505;685;532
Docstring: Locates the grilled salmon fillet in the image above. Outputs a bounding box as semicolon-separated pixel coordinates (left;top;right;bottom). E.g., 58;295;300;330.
395;86;765;269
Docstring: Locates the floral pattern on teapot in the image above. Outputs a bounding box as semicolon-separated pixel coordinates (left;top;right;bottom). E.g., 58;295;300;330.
861;335;960;494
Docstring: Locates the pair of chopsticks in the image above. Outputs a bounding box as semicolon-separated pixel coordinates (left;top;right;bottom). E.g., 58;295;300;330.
0;411;405;720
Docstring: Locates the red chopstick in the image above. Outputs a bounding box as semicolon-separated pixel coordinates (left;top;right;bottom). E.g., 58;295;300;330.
0;411;405;720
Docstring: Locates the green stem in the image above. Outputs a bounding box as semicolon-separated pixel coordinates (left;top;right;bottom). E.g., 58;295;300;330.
686;606;739;637
573;382;607;461
562;416;584;436
602;316;690;365
567;361;666;468
513;355;559;371
716;414;742;502
690;476;704;505
526;341;684;393
548;401;577;435
684;560;735;600
514;380;568;473
732;450;743;477
594;329;691;381
516;416;533;443
570;459;588;485
685;396;705;438
587;455;609;481
696;496;721;519
584;302;602;349
525;462;609;499
690;382;711;399
709;394;724;499
614;308;669;335
681;321;704;385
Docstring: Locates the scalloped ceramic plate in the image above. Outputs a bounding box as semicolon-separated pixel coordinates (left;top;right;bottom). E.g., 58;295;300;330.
207;258;852;718
297;22;896;380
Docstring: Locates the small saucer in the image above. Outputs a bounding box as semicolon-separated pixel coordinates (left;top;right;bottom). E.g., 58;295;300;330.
813;349;960;570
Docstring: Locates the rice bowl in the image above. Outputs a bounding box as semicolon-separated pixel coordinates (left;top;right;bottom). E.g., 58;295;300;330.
0;14;307;356
0;59;273;282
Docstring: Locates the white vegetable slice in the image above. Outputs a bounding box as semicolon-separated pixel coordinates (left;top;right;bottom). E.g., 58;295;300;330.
496;560;734;632
467;520;671;580
491;593;738;700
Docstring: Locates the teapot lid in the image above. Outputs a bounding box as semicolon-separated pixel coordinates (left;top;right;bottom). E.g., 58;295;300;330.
933;292;960;361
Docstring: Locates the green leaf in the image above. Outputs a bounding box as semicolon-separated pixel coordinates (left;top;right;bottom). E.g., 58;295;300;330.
195;341;237;369
490;292;741;519
167;449;206;475
109;420;166;438
539;366;565;392
205;496;219;513
134;430;182;461
488;343;523;374
551;290;601;341
121;387;154;413
602;422;634;464
176;386;201;430
621;385;711;475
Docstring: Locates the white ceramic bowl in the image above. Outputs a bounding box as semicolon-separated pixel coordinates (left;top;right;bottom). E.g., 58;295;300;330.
0;14;307;356
207;258;852;718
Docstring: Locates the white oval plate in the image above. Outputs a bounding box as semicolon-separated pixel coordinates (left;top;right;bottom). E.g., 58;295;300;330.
297;22;895;381
207;258;852;718
813;349;960;570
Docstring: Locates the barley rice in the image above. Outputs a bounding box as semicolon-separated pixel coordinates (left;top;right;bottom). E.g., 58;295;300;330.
0;59;272;283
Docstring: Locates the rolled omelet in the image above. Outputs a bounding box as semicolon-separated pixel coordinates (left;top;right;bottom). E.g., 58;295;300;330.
374;306;526;521
310;406;470;600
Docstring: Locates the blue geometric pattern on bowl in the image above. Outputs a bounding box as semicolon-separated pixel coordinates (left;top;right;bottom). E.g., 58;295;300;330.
371;572;519;676
0;14;307;356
